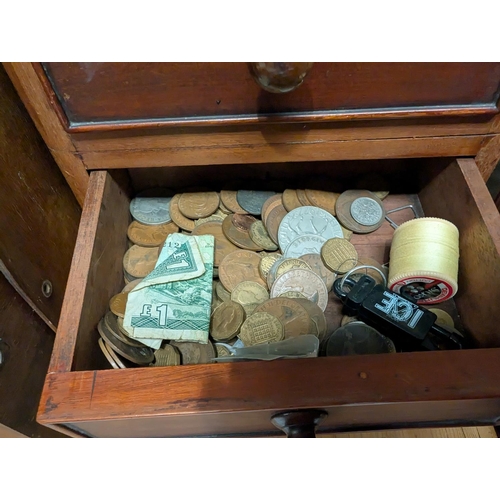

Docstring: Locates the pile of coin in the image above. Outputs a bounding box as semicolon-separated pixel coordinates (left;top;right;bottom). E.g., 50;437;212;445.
97;187;398;369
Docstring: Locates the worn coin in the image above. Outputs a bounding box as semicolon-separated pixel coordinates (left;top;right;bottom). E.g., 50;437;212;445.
105;342;131;368
169;194;196;232
123;245;160;278
259;253;282;280
220;190;248;214
215;280;232;302
104;312;146;348
275;258;312;280
127;220;179;247
109;292;128;318
215;343;233;357
299;253;336;290
284;234;327;259
267;256;287;289
236;190;277;216
282;189;302;212
428;308;455;329
250;220;279;251
304;190;339;215
350;197;384;226
222;214;263;251
336;190;386;233
265;204;288;245
278;206;343;252
231;281;269;315
194;212;226;226
178;192;220;219
219;250;266;291
130;192;172;225
192;221;240;267
238;312;284;346
170;340;215;365
261;194;284;225
296;189;311;206
98;338;121;369
122;278;143;293
341;315;358;327
254;298;310;338
271;269;329;311
218;199;233;214
295;298;327;340
278;291;310;301
232;214;258;232
152;345;181;367
211;301;246;341
321;238;358;274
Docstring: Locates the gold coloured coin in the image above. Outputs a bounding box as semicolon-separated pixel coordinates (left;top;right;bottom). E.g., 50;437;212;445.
215;343;232;357
304;190;339;215
238;312;284;346
321;238;358;274
222;214;263;251
261;194;284;224
231;281;269;315
211;301;246;341
192;221;239;267
127;220;179;247
282;189;302;212
123;245;160;279
254;298;310;339
428;308;455;329
178;192;220;219
275;258;312;280
220;190;248;214
109;292;128;318
152;345;181;367
219;199;233;214
122;278;143;293
169;194;196;232
219;250;266;292
259;254;282;280
249;220;279;251
170;340;216;365
216;280;232;302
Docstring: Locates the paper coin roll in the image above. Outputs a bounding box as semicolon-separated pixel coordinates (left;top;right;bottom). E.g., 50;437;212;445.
388;218;459;304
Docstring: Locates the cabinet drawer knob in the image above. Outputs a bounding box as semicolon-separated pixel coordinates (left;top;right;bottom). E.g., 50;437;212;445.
249;63;314;93
271;409;327;438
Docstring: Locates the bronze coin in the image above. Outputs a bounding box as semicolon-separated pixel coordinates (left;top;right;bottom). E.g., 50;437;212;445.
222;214;263;251
170;340;215;365
220;190;248;214
335;190;386;234
265;204;288;245
104;312;146;348
219;199;233;214
109;292;128;318
122;278;143;293
304;190;339;215
232;214;259;232
299;253;336;290
178;192;220;219
295;298;328;340
127;220;179;247
122;245;160;279
296;189;311;206
192;221;239;267
218;250;266;292
254;298;310;339
249;220;279;251
282;189;302;212
261;194;284;224
169;194;196;232
211;301;246;341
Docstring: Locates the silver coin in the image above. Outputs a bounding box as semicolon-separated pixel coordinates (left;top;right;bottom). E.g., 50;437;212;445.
267;256;286;289
350;197;383;226
278;206;343;252
236;190;277;216
284;234;327;259
130;196;172;225
270;268;329;311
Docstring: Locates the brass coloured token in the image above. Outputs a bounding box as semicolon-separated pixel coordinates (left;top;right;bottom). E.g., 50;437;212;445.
127;220;179;247
153;345;181;367
238;312;284;346
178;192;220;219
249;220;279;251
170;340;216;365
210;301;246;341
109;292;128;318
321;238;359;274
231;281;269;315
123;245;160;278
222;214;264;251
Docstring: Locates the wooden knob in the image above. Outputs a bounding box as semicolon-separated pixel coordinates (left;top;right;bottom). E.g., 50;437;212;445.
249;63;314;93
271;409;327;437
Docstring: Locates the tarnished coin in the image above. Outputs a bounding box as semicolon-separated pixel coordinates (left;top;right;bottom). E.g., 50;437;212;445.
152;345;181;367
271;269;329;311
238;312;284;346
116;317;162;350
321;238;358;274
218;199;233;214
265;204;288;245
341;315;358;326
296;189;311;206
267;256;286;289
192;221;239;266
299;253;336;290
170;340;215;365
278;291;309;300
341;225;353;240
211;301;246;341
130;192;172;225
123;245;160;279
231;281;269;315
97;317;154;365
219;250;266;291
98;338;121;369
284;234;327;259
304;190;339;215
350;197;384;226
104;312;146;348
335;190;386;234
374;191;390;200
250;220;279;251
127;220;179;247
194;212;226;227
295;298;328;339
261;194;284;225
254;298;310;338
232;214;258;232
282;189;302;212
105;342;131;368
259;253;282;280
275;258;312;280
428;308;455;329
220;190;248;214
109;292;128;318
178;192;220;219
169;194;196;232
278;206;343;252
215;343;233;357
222;214;263;251
236;190;277;216
215;280;232;302
122;278;143;293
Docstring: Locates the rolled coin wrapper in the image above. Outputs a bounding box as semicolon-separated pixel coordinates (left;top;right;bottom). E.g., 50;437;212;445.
388;218;459;304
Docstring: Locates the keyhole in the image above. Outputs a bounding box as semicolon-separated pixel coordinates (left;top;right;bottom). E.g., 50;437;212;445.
42;280;53;298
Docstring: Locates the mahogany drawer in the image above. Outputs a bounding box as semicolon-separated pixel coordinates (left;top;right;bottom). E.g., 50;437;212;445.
36;156;500;437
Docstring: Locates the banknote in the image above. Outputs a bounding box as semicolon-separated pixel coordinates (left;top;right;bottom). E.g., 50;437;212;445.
123;234;214;343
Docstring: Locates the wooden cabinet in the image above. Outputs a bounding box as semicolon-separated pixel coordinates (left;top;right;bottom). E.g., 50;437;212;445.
5;63;500;438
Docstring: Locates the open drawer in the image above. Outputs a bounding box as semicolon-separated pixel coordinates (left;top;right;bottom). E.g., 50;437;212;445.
38;157;500;437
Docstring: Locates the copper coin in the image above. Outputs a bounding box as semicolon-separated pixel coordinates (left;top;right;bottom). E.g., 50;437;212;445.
222;214;263;251
282;189;302;212
218;199;233;214
299;253;336;290
215;280;232;302
265;204;288;246
295;298;328;340
127;220;179;247
211;301;246;341
231;281;269;315
296;189;311;206
219;250;266;291
335;190;386;234
178;192;220;219
169;194;196;232
250;220;279;251
304;189;339;215
238;312;284;346
104;312;146;348
220;190;248;214
192;221;240;267
122;278;143;293
109;292;128;318
321;238;359;274
262;195;285;225
98;338;121;369
123;245;160;278
232;214;258;232
170;340;215;365
254;298;310;339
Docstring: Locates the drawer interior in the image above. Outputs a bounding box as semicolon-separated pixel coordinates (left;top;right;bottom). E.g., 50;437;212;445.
55;157;500;374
